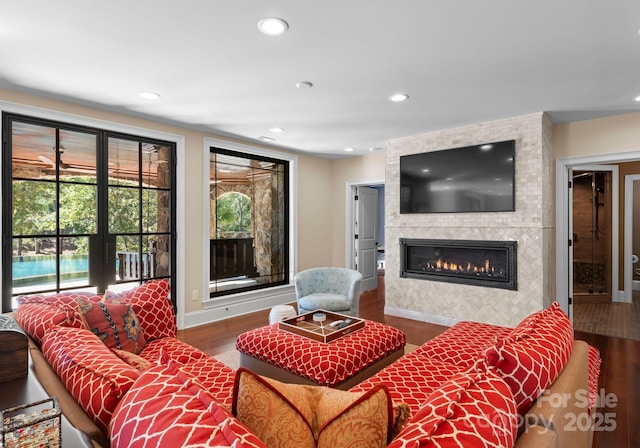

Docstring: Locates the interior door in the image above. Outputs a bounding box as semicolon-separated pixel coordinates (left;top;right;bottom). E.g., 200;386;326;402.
355;186;378;291
567;166;574;320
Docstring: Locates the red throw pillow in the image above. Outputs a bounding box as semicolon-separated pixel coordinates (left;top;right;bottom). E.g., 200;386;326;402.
77;297;146;354
485;302;574;414
41;326;140;436
107;279;175;340
110;360;267;448
388;361;518;448
15;292;96;344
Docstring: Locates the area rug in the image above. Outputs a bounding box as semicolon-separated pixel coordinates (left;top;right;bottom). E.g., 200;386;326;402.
213;343;419;371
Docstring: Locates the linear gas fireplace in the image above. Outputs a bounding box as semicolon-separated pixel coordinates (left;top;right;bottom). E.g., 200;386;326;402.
400;238;517;290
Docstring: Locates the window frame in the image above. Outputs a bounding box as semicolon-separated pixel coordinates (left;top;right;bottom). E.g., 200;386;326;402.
202;137;297;307
0;103;185;322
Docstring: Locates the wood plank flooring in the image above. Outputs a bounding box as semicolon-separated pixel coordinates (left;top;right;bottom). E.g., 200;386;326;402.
178;276;638;448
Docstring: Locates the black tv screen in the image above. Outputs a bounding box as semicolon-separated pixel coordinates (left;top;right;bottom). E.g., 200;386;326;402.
400;140;515;213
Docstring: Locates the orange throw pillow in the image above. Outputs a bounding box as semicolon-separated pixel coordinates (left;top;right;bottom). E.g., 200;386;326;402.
232;368;392;448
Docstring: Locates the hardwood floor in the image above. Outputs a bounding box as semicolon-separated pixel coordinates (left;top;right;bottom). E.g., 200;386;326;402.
178;276;638;448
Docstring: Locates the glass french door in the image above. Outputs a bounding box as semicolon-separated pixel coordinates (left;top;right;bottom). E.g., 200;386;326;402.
2;113;176;312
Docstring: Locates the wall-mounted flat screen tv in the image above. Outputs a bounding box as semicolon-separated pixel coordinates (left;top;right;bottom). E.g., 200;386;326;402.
400;140;515;213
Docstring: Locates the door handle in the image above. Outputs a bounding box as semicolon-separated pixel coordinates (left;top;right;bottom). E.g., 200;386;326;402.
105;242;110;264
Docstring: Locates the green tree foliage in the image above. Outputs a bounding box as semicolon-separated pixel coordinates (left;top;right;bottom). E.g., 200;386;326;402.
216;192;251;233
12;180;56;236
12;177;158;254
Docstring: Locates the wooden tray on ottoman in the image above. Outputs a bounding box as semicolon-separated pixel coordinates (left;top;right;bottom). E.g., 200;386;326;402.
278;310;364;343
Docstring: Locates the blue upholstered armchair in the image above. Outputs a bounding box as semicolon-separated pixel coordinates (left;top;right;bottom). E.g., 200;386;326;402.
294;267;363;317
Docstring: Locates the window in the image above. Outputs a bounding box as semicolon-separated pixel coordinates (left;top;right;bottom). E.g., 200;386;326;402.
209;147;289;297
2;113;176;312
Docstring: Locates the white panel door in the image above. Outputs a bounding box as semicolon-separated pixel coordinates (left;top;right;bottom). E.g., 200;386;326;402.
356;186;378;291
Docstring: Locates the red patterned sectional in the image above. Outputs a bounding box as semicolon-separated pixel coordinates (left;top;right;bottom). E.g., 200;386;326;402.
14;291;601;448
352;303;602;447
14;280;243;448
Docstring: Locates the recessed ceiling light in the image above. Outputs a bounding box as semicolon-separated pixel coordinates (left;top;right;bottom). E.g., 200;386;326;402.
389;93;409;102
634;95;640;102
296;81;314;89
257;17;289;36
344;147;355;152
480;144;493;151
369;147;383;152
422;168;430;172
269;127;284;133
139;91;161;100
258;136;275;142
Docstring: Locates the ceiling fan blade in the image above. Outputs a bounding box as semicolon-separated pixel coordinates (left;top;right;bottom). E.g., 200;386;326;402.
38;155;56;168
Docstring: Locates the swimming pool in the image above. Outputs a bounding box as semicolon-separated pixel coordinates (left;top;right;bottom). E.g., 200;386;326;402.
12;255;89;286
13;255;88;277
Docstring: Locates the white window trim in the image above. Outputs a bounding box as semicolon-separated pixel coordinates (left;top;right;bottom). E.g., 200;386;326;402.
0;100;186;327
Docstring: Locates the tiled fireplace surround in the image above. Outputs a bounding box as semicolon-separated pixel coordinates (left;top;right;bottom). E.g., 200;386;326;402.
384;113;554;327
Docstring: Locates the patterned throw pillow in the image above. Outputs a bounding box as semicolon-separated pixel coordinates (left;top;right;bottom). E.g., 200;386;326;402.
15;292;95;344
77;297;146;354
485;302;574;414
111;348;152;372
388;361;518;448
232;368;393;448
106;279;175;340
110;360;268;448
41;326;140;436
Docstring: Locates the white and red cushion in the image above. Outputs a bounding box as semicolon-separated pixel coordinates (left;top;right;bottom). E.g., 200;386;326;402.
236;320;406;387
109;279;175;340
138;337;237;406
388;362;518;448
41;326;140;435
485;302;574;414
138;336;209;365
413;320;512;369
15;292;95;343
350;355;466;409
587;345;602;412
110;360;268;448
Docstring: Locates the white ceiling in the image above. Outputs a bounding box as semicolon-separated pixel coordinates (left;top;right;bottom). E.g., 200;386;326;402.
2;1;639;159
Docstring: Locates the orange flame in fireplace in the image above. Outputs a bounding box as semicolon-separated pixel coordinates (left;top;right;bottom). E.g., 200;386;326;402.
430;258;492;274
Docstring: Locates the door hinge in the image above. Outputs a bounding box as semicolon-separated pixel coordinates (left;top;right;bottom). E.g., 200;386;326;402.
354;195;359;200
568;296;573;305
354;235;359;240
568;239;572;247
568;180;572;188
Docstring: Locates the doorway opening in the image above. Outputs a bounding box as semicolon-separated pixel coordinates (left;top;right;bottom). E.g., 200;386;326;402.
572;170;612;301
346;179;384;292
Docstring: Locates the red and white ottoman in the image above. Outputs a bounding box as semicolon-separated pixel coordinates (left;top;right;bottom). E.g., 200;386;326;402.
235;319;406;390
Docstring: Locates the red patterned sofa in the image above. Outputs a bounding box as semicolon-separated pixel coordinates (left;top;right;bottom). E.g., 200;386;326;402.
351;303;601;448
12;287;599;448
12;280;245;448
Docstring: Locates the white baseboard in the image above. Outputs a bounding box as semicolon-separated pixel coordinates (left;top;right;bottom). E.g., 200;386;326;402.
612;290;633;303
184;286;296;328
384;305;460;328
633;280;640;291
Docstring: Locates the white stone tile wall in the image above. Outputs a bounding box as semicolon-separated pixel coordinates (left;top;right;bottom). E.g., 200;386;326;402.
385;113;553;327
